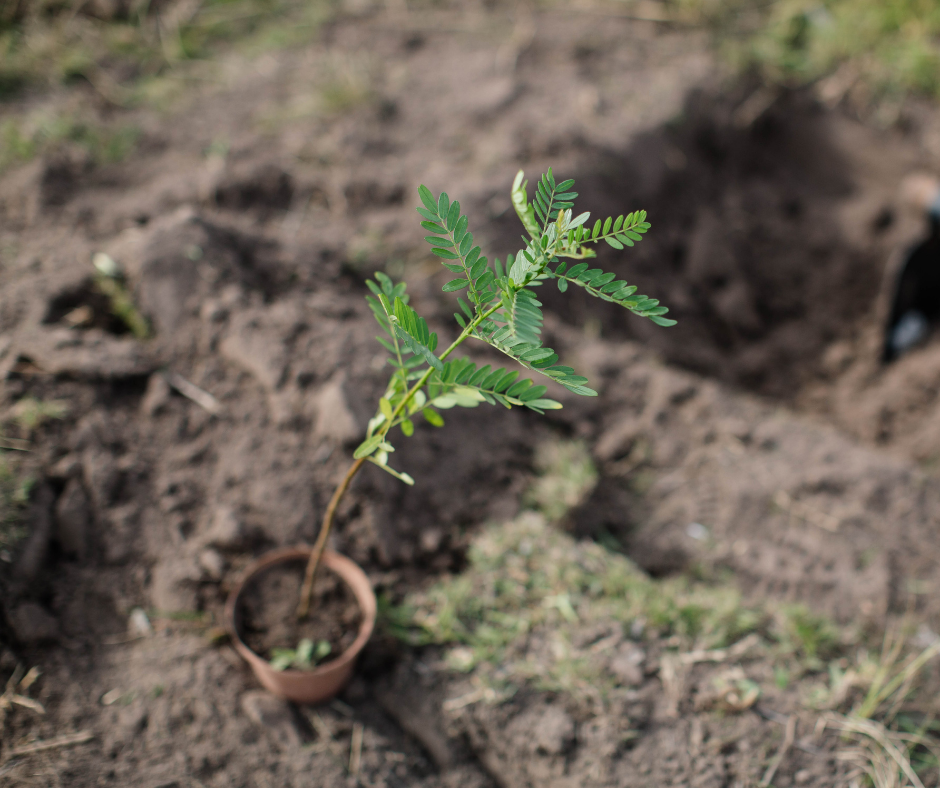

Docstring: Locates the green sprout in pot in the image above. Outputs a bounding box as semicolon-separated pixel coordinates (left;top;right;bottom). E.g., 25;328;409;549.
296;168;677;618
270;638;332;671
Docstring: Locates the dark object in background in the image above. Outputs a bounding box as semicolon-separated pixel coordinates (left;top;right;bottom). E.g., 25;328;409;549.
884;192;940;362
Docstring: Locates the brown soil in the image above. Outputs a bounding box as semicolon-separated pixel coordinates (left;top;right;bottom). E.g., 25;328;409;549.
238;560;362;664
0;1;940;786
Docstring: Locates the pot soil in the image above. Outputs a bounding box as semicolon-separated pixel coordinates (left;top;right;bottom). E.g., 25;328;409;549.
225;547;376;705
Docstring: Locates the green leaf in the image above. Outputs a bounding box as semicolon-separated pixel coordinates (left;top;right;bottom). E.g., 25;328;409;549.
458;232;473;257
650;316;677;327
421;221;447;234
452;385;487;402
511;170;540;238
432;248;459;259
469;258;488;280
443;278;469;292
604;236;624;250
520;347;555;363
590;272;616;287
476;270;495;291
506;379;533;397
270;649;296;671
418;185;438;214
392;298;443;371
453;214;469;243
401;418;414;437
438;191;450;219
494;370;519;392
354;434;383;459
379;397;393;419
446;201;460;230
425;236;453;248
468;365;492;386
505;288;543;345
518;384;548;402
422;408;444;427
567;384;598;396
526;398;563;410
481;368;505;389
295;638;314;666
313;640;331;662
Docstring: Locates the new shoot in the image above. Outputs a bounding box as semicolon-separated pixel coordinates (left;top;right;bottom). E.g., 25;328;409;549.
297;168;676;618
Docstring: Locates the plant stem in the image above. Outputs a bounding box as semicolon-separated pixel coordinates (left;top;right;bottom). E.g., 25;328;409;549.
296;302;501;619
296;456;365;619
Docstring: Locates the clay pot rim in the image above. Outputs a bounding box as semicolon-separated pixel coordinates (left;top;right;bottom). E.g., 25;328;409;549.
224;546;376;680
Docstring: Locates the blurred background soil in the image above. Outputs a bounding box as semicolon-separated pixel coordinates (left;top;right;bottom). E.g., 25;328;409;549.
2;0;940;785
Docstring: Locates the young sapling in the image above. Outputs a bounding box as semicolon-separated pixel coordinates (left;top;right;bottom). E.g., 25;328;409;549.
296;167;675;621
270;638;332;671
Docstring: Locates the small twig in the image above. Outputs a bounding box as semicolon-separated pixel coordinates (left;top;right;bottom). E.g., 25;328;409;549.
10;696;44;714
309;712;334;743
755;707;824;755
165;372;223;415
761;715;797;786
442;687;486;712
349;721;364;777
0;666;45;734
679;633;761;665
7;730;94;759
773;490;841;532
0;437;31;451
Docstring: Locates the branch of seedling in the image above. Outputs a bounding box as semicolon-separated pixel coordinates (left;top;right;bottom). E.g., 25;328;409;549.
297;302;502;618
296;168;674;621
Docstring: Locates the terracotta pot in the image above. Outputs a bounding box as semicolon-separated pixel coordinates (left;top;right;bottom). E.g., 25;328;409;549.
225;546;376;705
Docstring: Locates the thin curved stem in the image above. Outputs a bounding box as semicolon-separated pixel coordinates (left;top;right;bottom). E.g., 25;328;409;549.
297;457;365;619
296;301;502;620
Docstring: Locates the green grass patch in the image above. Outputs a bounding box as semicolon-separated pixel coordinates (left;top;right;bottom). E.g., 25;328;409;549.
678;0;940;103
0;0;336;105
0;448;31;554
523;439;598;522
0;111;140;171
384;511;767;697
381;437;888;708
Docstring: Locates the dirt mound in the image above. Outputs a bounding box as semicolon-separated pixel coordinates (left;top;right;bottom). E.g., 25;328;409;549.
519;88;923;400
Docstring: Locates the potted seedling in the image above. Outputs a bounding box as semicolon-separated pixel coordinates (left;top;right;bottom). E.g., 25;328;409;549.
225;168;675;703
